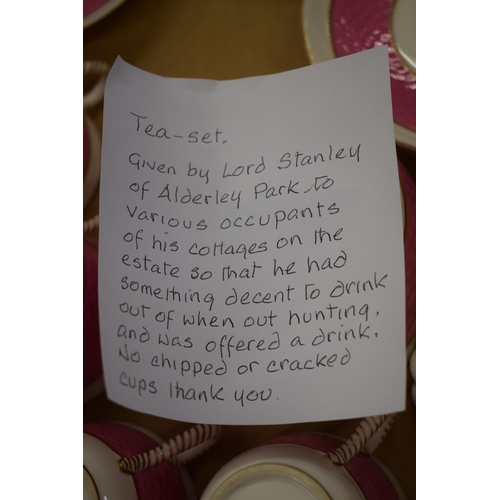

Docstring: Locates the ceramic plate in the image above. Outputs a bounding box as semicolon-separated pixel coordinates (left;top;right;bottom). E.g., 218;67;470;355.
84;0;126;29
302;0;416;150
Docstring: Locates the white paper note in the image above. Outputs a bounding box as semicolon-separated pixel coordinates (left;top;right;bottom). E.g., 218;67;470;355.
98;46;406;424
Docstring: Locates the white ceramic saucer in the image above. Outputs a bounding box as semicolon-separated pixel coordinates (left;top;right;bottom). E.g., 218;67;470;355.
302;0;416;150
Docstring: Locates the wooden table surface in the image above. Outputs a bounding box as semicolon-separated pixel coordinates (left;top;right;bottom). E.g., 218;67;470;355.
83;1;416;498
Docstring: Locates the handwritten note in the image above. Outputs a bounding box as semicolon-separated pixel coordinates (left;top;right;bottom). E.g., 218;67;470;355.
98;47;406;424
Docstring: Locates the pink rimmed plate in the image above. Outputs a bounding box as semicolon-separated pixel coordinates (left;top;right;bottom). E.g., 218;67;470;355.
302;0;416;150
84;0;126;29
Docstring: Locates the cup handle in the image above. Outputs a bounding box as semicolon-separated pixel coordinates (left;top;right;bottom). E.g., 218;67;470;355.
118;424;221;474
84;214;99;234
83;60;110;110
327;414;395;466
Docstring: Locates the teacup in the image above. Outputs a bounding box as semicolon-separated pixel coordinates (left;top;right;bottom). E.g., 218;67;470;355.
201;429;405;500
83;421;194;500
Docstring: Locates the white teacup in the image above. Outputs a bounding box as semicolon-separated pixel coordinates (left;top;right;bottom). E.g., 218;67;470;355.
83;422;196;500
201;431;405;500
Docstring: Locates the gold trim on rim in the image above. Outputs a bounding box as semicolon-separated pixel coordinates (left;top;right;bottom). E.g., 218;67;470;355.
389;0;416;76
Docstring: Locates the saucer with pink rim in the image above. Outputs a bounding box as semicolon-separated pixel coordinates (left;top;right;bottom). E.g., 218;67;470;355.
302;0;416;150
84;0;126;28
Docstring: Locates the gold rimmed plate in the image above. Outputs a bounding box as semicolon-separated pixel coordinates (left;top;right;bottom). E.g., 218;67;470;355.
84;0;127;29
302;0;416;150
